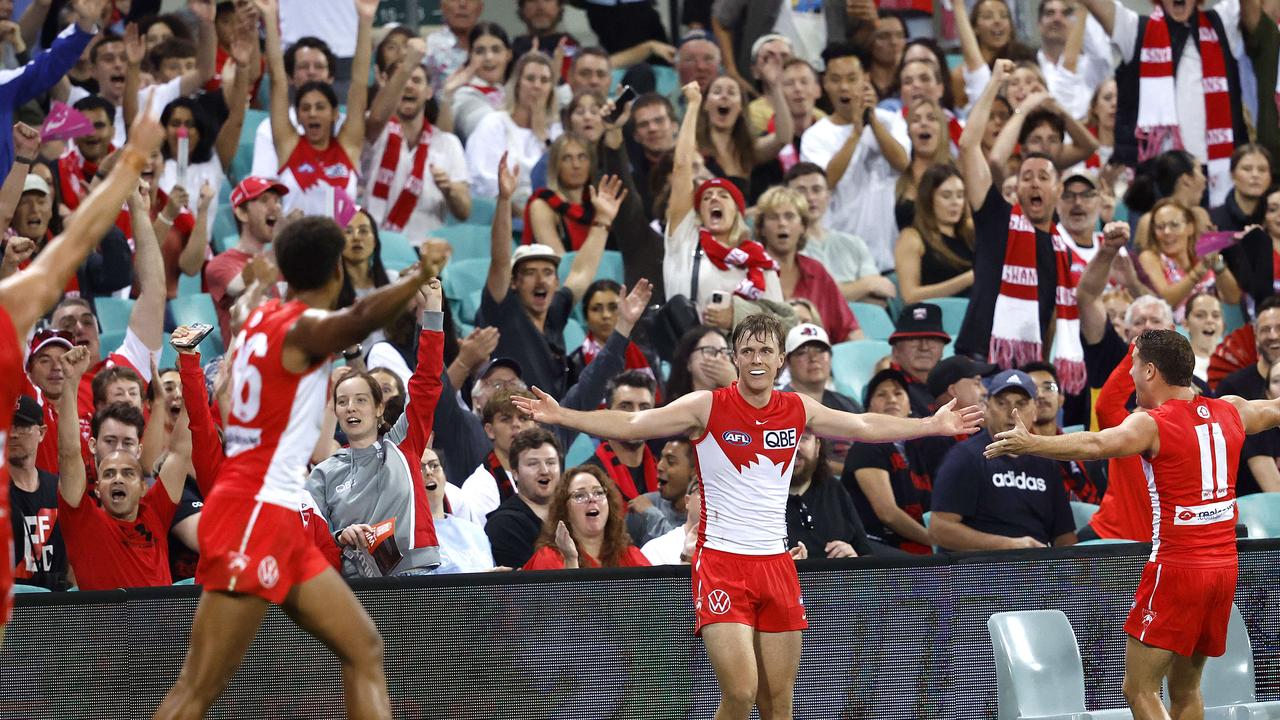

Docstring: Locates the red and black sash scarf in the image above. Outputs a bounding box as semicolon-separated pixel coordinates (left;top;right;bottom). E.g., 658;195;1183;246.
593;441;657;501
520;188;595;250
486;450;514;501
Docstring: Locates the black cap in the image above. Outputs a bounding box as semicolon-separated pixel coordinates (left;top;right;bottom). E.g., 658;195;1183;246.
863;367;910;408
927;356;999;398
477;357;523;380
13;395;41;427
890;303;951;344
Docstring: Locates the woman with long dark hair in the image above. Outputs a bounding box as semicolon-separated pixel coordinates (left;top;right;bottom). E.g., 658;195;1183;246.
444;22;513;141
664;325;733;402
524;464;650;569
157;91;245;237
1125;149;1212;245
336;208;394;310
894;164;975;303
696;72;793;201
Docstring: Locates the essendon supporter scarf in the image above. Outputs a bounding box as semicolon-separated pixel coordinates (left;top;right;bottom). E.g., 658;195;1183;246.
520;188;595;250
486;451;514;501
1137;5;1233;202
286;138;353;192
369;117;431;233
989;204;1085;394
580;332;661;404
700;229;777;301
593;441;657;501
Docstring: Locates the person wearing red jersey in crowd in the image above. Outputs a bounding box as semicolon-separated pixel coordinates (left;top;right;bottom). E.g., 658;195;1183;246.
204;176;286;344
155;215;437;719
55;344;190;591
257;0;373;217
23;329;74;475
986;328;1280;720
515;313;981;720
524;464;650;570
0;103;164;642
362;34;471;240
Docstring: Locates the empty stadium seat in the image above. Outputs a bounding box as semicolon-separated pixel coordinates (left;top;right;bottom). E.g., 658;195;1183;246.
830;340;891;399
563;316;586;352
379;230;418;272
431;224;496;263
231;109;268;183
1196;604;1280;719
1070;501;1099;531
168;294;224;356
931;297;969;339
988;610;1133;720
442;257;490;323
565;432;596;467
1222;302;1246;335
1237;494;1280;539
13;584;50;593
849;302;896;341
95;297;134;361
559;250;625;285
449;196;496;226
176;270;203;298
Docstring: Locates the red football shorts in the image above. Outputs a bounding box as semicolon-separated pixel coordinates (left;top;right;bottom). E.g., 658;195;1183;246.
196;492;331;604
1124;561;1237;657
691;546;807;635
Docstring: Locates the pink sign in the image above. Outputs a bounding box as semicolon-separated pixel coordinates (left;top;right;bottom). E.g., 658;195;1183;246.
40;102;95;142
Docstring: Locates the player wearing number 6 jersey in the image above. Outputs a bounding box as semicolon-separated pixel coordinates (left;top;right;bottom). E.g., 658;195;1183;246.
154;217;439;720
985;329;1280;720
513;314;983;720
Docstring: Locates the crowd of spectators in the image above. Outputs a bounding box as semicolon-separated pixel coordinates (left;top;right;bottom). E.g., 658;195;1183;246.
8;0;1280;593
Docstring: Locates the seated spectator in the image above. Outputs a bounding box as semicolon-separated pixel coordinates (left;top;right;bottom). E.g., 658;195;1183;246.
523;133;598;252
423;0;480;91
477;157;621;400
205;177;284;343
888;302;949;417
8;395;66;590
1210;144;1272;233
512;0;577;65
553;46;611;107
895;165;975;304
781;323;860;473
664;325;734;401
785;162;891;305
1184;293;1224;382
926;355;996;429
466;52;562;210
786;430;872;559
57;346;189;590
422;446;497;574
333;208;395;346
801;44;908;273
1217;296;1280;401
892;96;955;232
930;369;1076;551
1237;361;1280;496
249;35;343;178
628;93;677;219
627;439;694;547
1125;150;1214;249
566;279;658;394
756;186;857;342
259;0;372;216
454;390;534;526
1021;361;1106;505
844;368;950;554
443;22;512;142
584;370;658;500
362;38;471;238
524;464;649;570
641;478;700;565
486;427;563;568
1136;199;1242;322
307;287;445;579
1219;154;1279;309
668;30;720;119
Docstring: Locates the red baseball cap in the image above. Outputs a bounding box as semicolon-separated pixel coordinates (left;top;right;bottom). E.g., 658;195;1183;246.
694;177;746;215
26;328;73;368
230;177;289;209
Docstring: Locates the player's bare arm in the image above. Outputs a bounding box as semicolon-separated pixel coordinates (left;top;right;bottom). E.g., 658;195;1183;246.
984;407;1159;461
802;394;983;443
1220;394;1280;435
514;386;712;441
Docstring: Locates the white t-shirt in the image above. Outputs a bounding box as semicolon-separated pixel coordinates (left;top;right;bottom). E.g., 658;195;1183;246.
772;0;827;70
360;121;467;242
641;524;691;565
801;227;879;284
663;211;783;310
800;110;910;272
250;107;348;180
465;111;562;206
158;156;225;238
455;464;515;527
68;76;181;148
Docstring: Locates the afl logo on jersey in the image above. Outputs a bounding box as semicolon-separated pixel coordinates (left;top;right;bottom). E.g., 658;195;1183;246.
722;430;751;446
1197;405;1210;419
764;428;797;449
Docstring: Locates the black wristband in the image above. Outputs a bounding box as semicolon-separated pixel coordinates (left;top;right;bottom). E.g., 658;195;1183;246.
14;155;34;165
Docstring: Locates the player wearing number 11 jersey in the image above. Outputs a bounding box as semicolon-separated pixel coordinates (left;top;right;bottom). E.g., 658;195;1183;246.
514;314;983;720
155;217;438;720
985;329;1280;720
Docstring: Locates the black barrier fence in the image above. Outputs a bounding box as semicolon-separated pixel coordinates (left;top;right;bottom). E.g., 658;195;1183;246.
3;542;1279;719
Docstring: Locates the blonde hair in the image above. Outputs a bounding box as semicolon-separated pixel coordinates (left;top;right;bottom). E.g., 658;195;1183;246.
546;133;595;195
504;52;559;118
753;186;811;251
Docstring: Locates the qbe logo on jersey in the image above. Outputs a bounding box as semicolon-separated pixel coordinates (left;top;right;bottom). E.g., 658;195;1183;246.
763;428;797;450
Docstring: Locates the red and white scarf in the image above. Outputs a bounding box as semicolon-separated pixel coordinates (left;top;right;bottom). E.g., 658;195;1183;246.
369;117;431;233
989;204;1085;394
1137;4;1233;203
699;228;777;301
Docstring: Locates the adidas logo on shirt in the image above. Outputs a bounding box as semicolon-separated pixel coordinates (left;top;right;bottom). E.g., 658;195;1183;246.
990;470;1047;492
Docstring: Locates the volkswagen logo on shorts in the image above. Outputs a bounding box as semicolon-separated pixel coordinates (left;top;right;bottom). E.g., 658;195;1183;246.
722;430;751;446
258;556;280;589
706;589;732;615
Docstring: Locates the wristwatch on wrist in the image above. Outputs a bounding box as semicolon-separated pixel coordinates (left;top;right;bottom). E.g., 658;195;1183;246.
342;344;363;361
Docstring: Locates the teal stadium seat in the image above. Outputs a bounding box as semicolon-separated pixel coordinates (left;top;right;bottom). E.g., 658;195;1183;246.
1075;538;1136;545
1070;501;1099;531
442;257;490;323
95;297;134;361
930;296;969;339
1237;493;1280;539
379;230;418;272
176;270;203;298
988;610;1133;720
563;316;586;352
13;584;50;593
849;302;896;341
830;340;892;399
1222;302;1246;335
431;224;496;263
168;294;224;356
212;203;237;254
559;250;625;285
448;196;496;226
565;432;596;467
232;109;269;184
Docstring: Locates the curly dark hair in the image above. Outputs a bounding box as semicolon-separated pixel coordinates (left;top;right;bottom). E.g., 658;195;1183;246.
532;464;635;567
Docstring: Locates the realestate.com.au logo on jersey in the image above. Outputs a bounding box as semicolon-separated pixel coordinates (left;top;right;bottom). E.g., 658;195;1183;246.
990;470;1048;492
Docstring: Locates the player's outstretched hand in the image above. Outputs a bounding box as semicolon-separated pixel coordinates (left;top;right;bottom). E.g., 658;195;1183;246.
511;385;561;425
931;398;983;437
984;408;1035;459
